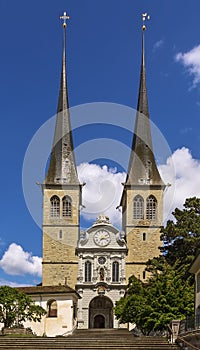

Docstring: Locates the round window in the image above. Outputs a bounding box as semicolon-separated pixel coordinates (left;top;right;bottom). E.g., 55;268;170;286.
98;256;106;265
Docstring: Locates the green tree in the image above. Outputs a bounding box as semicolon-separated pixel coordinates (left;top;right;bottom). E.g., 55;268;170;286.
115;263;193;335
161;197;200;270
115;275;151;335
0;286;46;328
115;197;200;334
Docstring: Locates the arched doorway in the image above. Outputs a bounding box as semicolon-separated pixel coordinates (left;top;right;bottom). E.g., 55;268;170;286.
94;314;105;328
89;296;113;329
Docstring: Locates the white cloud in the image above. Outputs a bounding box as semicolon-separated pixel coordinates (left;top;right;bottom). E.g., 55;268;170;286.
78;148;200;227
153;39;164;52
0;279;32;287
175;44;200;87
180;127;193;135
78;163;126;227
159;147;200;222
0;244;42;277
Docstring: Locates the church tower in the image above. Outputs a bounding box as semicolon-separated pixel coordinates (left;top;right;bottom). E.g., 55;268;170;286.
120;16;165;282
42;13;81;288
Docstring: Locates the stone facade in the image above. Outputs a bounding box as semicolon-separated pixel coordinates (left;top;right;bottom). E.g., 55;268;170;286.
122;187;163;282
16;286;80;337
38;15;164;334
42;186;80;288
76;215;128;329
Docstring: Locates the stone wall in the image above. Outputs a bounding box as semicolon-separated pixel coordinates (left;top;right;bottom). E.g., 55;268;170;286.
42;187;80;289
124;187;163;282
42;233;78;288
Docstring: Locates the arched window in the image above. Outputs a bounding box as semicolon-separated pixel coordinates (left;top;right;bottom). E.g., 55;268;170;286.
133;195;144;219
112;261;119;282
85;261;92;282
143;232;146;241
62;196;72;217
47;300;57;317
50;196;60;218
146;195;157;220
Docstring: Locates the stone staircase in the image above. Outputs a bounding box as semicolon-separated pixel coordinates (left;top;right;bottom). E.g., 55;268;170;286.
0;328;180;350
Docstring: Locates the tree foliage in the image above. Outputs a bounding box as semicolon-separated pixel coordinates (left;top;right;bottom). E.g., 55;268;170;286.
115;263;194;335
0;286;46;328
115;197;200;334
161;197;200;269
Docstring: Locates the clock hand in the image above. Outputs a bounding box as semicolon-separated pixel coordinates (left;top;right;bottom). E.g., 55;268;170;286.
100;236;106;240
100;235;109;241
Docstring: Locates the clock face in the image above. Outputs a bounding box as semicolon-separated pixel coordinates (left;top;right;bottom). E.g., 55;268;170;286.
94;230;111;247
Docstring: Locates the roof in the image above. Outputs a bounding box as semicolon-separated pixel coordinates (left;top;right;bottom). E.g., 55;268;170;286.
16;285;81;299
125;30;164;187
44;24;79;186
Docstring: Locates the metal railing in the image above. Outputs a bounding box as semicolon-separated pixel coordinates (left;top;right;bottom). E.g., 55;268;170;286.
60;320;78;337
175;316;200;350
179;316;200;334
176;336;200;350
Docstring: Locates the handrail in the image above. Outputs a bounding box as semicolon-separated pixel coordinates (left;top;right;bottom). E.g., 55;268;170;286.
177;335;200;350
61;321;77;337
167;324;174;343
168;324;173;334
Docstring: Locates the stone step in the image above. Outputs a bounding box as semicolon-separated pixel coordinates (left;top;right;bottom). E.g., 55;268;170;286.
0;346;179;349
0;348;180;350
70;329;134;339
0;329;180;350
0;340;179;350
0;338;174;343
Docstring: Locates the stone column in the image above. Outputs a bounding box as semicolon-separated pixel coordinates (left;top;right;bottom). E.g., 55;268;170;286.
171;320;181;343
77;289;84;329
93;255;97;282
78;254;83;283
107;254;111;282
121;254;126;283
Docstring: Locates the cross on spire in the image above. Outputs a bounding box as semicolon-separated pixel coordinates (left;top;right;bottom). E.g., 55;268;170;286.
142;12;150;31
60;11;70;28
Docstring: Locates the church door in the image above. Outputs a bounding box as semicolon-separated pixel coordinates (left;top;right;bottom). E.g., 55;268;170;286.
89;296;113;328
94;315;105;328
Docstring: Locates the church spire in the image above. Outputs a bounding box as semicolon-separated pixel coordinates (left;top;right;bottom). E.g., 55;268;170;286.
45;12;79;185
125;15;164;186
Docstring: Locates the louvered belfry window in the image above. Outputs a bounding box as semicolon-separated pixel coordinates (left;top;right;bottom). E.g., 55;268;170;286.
62;196;72;217
146;195;157;220
50;196;60;218
133;195;144;219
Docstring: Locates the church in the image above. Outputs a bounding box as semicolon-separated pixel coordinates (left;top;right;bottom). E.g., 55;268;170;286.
18;12;165;336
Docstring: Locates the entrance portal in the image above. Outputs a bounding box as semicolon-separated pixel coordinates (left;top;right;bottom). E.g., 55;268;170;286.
89;296;113;329
94;314;105;328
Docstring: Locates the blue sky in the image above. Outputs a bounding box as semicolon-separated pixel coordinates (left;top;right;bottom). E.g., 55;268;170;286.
1;0;200;286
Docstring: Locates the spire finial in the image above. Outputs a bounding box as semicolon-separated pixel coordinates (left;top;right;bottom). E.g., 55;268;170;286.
60;11;70;28
142;13;150;31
